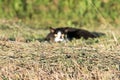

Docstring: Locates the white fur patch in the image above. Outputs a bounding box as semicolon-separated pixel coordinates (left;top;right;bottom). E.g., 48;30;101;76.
54;31;64;42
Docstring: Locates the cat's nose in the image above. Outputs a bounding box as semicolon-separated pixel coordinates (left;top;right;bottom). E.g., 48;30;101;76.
60;36;63;39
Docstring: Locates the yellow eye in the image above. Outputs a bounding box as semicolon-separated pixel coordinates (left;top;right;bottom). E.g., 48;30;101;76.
62;34;64;37
54;34;57;37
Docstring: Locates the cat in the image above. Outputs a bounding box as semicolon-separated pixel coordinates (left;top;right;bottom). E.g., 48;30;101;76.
45;27;105;42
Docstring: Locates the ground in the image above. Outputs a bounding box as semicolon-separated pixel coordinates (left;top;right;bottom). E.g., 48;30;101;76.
0;20;120;80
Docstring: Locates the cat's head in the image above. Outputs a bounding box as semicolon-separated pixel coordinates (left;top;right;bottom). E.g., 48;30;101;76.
49;27;68;42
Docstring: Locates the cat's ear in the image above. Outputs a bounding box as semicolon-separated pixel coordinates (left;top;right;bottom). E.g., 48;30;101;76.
49;27;55;33
64;27;69;33
65;29;68;33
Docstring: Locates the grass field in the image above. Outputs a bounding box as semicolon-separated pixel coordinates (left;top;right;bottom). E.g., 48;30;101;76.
0;1;120;80
0;19;120;80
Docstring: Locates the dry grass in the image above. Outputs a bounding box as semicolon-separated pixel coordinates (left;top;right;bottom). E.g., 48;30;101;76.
0;20;120;80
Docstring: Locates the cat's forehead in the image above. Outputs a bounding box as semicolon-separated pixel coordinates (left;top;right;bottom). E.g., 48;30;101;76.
54;28;65;33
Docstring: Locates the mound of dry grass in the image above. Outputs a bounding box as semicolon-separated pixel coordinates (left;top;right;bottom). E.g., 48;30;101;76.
0;37;119;80
0;20;120;80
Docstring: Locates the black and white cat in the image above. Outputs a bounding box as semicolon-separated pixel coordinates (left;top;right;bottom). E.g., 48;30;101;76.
45;27;105;42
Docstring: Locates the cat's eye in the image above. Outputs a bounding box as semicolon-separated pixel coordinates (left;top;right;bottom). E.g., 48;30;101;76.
54;34;57;37
62;34;64;37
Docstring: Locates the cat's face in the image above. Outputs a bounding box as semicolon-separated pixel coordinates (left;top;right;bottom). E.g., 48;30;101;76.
50;27;67;42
